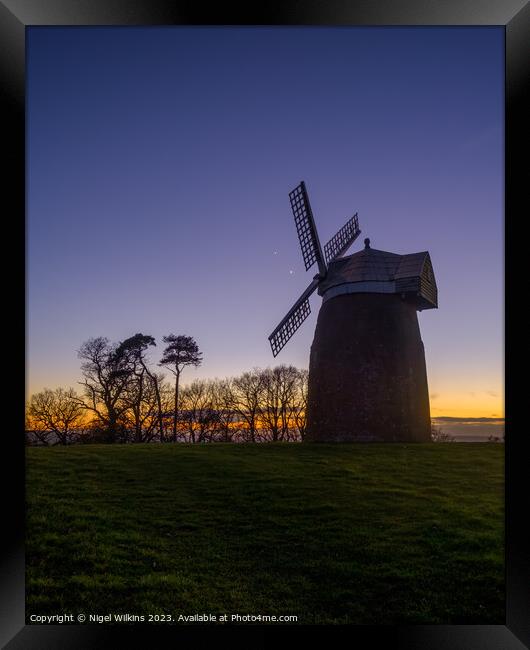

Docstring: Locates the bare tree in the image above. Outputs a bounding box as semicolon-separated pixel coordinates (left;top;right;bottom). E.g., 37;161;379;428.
180;379;217;443
258;366;300;441
159;334;202;443
25;404;51;446
290;368;309;441
210;378;239;442
77;337;131;443
277;365;300;440
230;369;265;442
27;387;85;445
158;379;176;441
260;367;282;441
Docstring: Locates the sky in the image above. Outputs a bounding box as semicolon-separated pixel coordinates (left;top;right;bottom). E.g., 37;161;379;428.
27;26;504;419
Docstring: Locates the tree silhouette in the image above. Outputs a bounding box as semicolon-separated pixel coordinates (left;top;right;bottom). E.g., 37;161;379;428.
180;379;216;443
211;378;239;442
27;387;84;445
291;368;309;440
230;369;265;443
78;337;131;443
159;334;202;443
259;365;300;441
115;333;166;442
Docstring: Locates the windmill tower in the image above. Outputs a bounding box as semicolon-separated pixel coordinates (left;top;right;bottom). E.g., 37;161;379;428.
268;181;438;442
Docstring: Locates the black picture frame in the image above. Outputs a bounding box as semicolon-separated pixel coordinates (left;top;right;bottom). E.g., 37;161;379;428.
3;1;528;648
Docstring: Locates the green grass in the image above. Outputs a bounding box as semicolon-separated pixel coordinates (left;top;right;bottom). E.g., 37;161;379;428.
26;443;504;624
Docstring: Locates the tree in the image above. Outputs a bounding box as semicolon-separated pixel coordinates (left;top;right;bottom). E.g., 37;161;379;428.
278;365;299;440
114;333;166;442
159;334;202;443
290;368;309;441
230;369;265;442
210;378;239;442
159;378;176;441
180;379;216;443
77;337;131;443
27;387;84;445
259;366;301;441
260;367;283;441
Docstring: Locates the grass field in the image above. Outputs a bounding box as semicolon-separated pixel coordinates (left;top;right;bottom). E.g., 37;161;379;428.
26;443;504;624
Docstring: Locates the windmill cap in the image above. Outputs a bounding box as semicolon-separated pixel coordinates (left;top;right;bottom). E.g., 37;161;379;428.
320;248;432;287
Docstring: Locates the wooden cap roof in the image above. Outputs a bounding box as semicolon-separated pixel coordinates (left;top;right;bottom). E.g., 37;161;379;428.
319;246;431;293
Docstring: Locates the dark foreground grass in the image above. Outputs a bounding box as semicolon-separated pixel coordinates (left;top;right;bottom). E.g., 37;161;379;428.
26;443;504;624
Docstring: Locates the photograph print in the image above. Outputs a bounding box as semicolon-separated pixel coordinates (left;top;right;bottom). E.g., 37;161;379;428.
26;26;504;625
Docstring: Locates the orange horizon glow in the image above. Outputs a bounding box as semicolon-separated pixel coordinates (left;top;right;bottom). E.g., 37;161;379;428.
429;393;503;419
26;382;504;421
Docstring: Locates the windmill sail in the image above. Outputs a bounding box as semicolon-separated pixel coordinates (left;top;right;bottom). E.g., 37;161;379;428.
268;278;320;357
324;213;361;264
289;182;327;276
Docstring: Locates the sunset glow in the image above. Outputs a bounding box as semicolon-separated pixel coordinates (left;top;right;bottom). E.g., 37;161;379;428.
27;27;503;424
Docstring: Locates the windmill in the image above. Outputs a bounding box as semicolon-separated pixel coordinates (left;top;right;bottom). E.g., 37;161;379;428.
268;181;438;442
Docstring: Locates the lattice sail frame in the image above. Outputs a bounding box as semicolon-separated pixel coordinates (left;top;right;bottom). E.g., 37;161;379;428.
268;277;320;357
289;182;326;275
268;182;361;357
268;298;311;357
324;213;361;264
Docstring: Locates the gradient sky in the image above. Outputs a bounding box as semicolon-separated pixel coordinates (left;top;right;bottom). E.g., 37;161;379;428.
27;27;504;418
